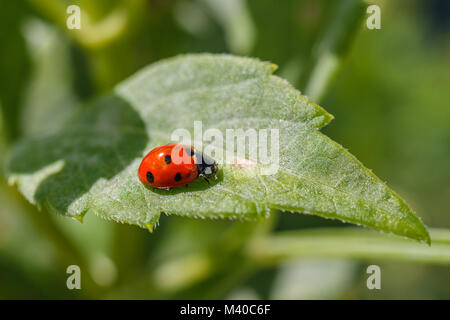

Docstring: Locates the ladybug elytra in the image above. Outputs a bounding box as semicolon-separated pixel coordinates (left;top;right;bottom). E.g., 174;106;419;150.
138;144;218;189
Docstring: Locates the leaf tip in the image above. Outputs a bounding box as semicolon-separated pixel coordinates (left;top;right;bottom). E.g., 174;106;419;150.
145;213;162;233
409;219;431;245
145;222;155;233
269;63;278;73
73;214;84;224
422;229;432;246
71;209;88;223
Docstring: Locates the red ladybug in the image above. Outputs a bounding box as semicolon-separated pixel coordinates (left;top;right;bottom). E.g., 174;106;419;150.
138;144;218;189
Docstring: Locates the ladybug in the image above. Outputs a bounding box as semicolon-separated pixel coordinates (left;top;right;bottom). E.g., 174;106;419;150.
138;144;218;189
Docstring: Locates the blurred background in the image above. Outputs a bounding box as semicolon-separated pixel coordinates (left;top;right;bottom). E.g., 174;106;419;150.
0;0;449;299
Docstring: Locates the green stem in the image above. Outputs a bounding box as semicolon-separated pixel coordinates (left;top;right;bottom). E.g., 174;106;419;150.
303;0;365;102
246;228;450;265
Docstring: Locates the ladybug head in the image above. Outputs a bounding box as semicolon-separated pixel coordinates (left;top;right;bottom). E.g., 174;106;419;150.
195;151;218;178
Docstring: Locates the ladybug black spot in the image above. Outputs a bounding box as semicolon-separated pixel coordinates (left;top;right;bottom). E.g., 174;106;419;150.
146;171;154;183
164;154;171;164
185;147;195;157
174;172;182;181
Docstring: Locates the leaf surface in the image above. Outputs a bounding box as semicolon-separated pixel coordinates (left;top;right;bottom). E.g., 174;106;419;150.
7;54;429;242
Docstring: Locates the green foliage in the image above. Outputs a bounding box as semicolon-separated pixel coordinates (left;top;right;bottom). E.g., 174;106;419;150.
20;19;80;136
0;0;449;300
248;228;450;265
0;0;30;140
7;54;429;242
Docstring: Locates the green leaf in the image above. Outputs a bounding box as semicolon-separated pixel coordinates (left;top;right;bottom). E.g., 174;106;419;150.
0;0;31;140
7;54;429;242
21;19;80;136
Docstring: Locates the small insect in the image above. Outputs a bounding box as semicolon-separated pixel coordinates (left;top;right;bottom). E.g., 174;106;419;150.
138;144;218;190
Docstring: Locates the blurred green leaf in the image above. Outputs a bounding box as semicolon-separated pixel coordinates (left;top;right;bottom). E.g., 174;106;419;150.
302;0;365;102
201;0;256;54
0;0;30;141
7;54;429;242
21;19;80;136
270;259;357;299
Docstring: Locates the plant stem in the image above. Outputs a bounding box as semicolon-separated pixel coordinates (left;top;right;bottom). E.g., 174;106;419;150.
303;0;365;103
246;227;450;265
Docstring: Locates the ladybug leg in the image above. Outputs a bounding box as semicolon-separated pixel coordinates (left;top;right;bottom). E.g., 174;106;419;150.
185;184;189;188
203;176;210;185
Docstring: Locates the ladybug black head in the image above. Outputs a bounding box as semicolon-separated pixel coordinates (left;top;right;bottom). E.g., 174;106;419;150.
195;151;218;177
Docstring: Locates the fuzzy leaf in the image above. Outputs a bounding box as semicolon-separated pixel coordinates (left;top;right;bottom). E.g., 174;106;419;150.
7;54;429;242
